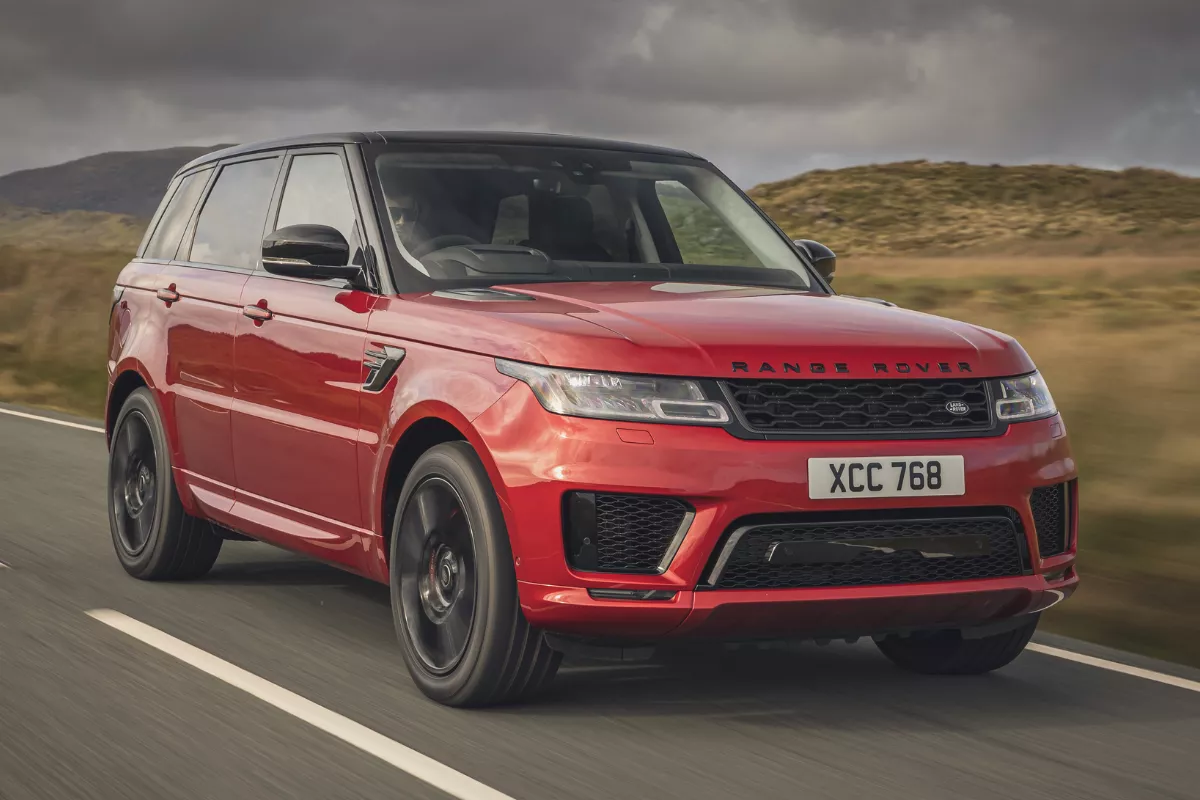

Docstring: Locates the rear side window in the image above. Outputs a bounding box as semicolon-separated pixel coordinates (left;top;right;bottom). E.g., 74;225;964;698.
143;169;211;261
189;157;280;270
274;153;358;248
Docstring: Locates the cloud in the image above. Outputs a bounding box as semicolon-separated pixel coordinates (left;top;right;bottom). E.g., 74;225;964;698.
1;0;1198;184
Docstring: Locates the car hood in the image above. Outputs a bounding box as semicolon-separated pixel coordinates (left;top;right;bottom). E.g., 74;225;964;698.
373;281;1033;379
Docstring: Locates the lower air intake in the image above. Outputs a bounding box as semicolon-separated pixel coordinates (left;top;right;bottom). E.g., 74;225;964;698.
564;492;692;574
1031;482;1072;558
705;508;1028;590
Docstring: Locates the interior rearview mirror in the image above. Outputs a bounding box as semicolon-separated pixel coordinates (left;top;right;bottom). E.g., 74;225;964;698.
262;224;363;284
793;238;837;284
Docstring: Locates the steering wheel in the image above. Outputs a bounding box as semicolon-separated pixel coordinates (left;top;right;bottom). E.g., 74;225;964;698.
410;234;481;259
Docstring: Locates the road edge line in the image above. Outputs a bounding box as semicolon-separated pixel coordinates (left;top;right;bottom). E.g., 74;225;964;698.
86;609;516;800
1027;643;1200;693
0;407;104;433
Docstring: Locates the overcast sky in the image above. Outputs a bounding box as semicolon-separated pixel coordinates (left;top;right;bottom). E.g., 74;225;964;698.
1;0;1198;185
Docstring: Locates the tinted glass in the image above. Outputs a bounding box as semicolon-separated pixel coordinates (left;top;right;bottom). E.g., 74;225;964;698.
656;180;761;268
491;194;528;245
189;157;280;270
275;153;358;248
143;169;210;261
374;147;811;290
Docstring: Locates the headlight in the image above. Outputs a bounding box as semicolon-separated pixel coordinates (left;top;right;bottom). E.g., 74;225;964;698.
496;360;729;425
994;371;1057;421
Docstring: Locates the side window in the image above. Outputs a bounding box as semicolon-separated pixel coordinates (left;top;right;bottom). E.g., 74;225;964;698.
274;153;359;252
189;157;280;270
143;169;210;261
492;195;528;245
654;180;762;267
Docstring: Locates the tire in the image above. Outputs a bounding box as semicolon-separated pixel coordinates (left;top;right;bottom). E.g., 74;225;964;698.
389;441;560;707
876;615;1039;675
107;387;222;580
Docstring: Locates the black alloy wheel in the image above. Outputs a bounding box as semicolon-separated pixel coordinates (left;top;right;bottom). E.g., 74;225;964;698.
389;442;561;706
107;387;223;580
397;477;477;674
110;410;159;556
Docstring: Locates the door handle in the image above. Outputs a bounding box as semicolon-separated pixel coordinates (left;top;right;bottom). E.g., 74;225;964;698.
242;302;273;323
156;286;180;304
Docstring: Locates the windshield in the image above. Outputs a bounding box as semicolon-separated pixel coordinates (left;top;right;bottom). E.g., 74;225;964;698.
371;145;815;291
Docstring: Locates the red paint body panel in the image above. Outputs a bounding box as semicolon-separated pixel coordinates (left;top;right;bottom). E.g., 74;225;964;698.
162;263;247;502
232;277;370;525
108;259;1077;642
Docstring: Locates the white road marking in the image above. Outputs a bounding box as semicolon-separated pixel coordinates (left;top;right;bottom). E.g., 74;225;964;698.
1028;643;1200;694
0;560;8;568
86;609;516;800
0;407;104;433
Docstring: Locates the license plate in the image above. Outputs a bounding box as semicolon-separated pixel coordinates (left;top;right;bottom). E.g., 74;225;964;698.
808;456;965;499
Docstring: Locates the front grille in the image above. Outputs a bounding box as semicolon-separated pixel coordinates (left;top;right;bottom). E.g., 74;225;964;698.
1031;483;1071;558
705;509;1027;590
564;492;691;573
723;378;993;436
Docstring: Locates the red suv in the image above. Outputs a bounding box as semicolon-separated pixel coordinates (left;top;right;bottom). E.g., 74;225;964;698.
106;132;1078;706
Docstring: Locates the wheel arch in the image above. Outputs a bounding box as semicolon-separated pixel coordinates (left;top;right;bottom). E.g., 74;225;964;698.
375;401;513;577
106;363;154;445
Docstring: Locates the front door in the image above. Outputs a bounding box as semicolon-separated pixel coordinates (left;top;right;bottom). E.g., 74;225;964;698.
230;149;376;567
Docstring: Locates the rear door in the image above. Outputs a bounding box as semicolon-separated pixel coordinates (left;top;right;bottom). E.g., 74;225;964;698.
164;155;282;514
231;148;377;563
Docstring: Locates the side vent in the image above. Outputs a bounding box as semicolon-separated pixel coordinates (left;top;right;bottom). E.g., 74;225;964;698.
362;345;406;392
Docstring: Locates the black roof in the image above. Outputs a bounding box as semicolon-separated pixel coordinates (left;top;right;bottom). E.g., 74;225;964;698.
177;131;701;176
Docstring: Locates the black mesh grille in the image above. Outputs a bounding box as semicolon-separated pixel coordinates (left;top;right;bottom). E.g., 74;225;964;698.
723;378;993;435
707;510;1026;590
1031;483;1070;558
569;493;690;573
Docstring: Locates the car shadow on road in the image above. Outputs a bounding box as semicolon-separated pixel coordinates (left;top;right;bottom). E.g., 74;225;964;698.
198;547;1200;732
521;644;1200;733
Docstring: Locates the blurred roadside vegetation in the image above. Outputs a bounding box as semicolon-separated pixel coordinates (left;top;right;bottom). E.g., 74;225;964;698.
0;207;141;416
1;159;1199;668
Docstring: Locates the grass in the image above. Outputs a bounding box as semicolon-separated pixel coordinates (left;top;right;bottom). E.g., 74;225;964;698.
0;244;128;417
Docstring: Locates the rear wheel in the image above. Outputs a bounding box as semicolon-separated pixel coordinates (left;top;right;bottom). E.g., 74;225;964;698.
876;615;1039;675
390;442;560;706
107;388;222;580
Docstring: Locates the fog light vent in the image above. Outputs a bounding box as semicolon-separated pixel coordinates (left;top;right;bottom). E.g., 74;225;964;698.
563;492;692;573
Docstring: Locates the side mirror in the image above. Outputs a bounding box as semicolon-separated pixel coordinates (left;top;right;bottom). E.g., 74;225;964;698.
262;224;363;284
794;239;837;284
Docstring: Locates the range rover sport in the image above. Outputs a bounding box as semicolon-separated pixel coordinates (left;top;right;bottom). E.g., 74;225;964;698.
106;132;1078;706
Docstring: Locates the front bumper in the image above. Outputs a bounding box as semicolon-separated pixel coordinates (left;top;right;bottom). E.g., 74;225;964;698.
473;382;1078;640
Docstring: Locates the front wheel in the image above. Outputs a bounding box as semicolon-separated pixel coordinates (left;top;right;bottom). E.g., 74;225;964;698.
389;442;560;706
876;615;1039;675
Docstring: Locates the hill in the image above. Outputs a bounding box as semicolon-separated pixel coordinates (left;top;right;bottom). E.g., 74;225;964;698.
750;160;1200;256
4;150;1199;256
0;145;230;218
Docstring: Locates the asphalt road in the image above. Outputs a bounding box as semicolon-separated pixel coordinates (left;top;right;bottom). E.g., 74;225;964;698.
2;405;1199;800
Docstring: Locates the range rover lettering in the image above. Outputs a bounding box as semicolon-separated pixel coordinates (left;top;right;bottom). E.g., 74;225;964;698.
106;132;1078;706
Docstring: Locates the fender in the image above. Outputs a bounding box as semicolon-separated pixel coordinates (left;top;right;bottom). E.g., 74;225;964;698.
358;336;518;577
369;399;503;523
